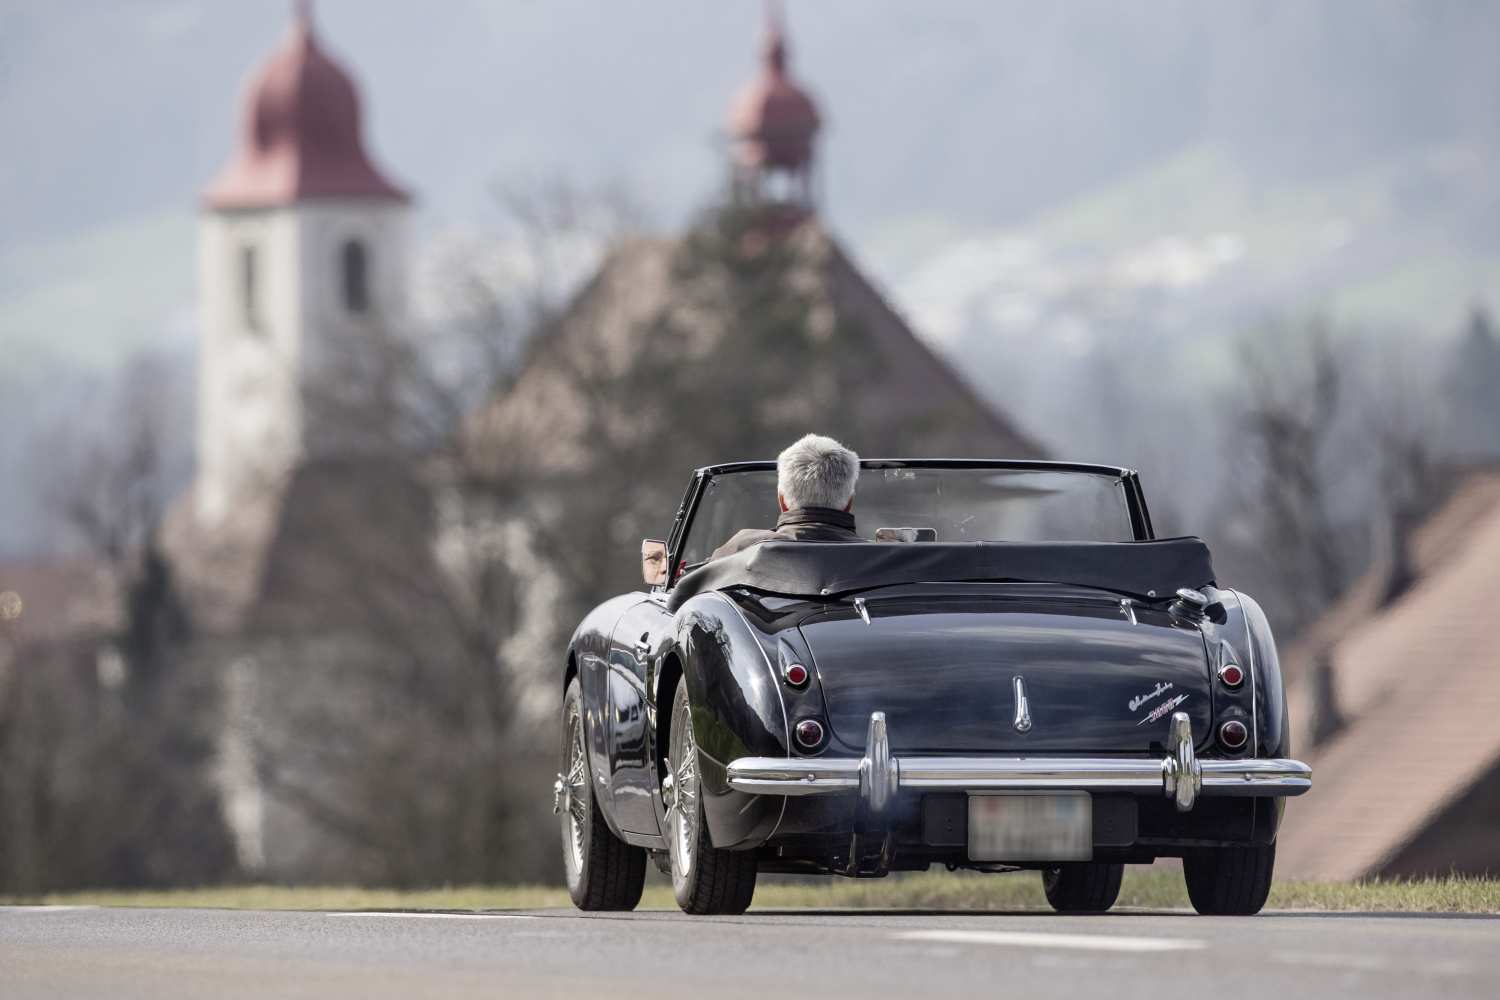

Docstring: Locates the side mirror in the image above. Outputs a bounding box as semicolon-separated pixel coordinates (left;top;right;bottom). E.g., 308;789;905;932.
641;538;668;586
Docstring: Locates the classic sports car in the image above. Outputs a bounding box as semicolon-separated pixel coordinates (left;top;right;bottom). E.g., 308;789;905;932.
556;460;1311;916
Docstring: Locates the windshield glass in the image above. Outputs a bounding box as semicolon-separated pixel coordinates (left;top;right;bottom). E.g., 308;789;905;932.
678;465;1135;569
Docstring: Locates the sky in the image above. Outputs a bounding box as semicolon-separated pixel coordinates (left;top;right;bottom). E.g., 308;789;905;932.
3;0;1499;554
4;1;1498;374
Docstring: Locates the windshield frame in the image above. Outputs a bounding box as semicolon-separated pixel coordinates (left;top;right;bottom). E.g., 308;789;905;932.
664;459;1155;590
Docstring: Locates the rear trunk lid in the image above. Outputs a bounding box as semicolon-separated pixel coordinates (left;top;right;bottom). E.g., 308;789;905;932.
799;591;1212;754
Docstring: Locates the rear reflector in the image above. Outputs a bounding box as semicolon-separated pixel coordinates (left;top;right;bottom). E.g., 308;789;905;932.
784;663;809;687
794;718;825;750
1219;663;1245;688
1219;719;1249;749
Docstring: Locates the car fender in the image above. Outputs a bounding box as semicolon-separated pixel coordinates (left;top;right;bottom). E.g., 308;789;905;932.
565;593;647;841
669;591;790;850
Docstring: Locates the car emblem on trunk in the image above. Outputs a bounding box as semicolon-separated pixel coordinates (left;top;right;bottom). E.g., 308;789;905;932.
1128;681;1175;712
1137;692;1189;726
1012;676;1032;733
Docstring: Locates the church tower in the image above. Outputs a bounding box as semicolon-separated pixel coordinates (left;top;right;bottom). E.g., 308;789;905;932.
727;4;822;216
196;3;408;524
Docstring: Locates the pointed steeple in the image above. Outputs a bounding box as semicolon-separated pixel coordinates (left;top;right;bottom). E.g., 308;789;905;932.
727;2;821;212
203;1;406;208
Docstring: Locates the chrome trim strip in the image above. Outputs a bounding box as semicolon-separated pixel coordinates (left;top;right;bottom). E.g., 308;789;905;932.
1011;676;1032;733
727;754;1312;798
725;711;1311;807
726;758;863;795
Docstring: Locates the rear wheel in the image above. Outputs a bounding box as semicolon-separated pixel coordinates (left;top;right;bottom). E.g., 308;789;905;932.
559;678;647;911
1042;862;1124;913
665;683;758;915
1183;843;1275;915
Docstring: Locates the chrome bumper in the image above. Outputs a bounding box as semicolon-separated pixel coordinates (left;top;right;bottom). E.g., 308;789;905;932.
726;711;1311;813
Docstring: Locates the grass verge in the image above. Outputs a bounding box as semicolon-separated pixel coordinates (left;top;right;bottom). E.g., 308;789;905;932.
6;869;1499;914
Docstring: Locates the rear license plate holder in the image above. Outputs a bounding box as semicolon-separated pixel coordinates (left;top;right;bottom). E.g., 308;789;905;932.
967;792;1092;862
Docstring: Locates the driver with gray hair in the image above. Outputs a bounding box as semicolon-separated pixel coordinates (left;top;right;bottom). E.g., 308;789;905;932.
710;434;862;560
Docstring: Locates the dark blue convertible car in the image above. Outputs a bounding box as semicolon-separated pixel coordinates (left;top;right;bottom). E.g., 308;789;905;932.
555;460;1311;915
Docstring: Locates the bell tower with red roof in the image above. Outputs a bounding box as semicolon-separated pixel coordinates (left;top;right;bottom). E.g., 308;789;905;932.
727;2;822;215
196;2;410;524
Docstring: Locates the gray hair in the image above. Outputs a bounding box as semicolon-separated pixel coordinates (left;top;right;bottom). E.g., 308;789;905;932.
777;434;860;510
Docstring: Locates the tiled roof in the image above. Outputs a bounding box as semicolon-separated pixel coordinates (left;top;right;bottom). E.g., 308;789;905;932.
1277;471;1500;879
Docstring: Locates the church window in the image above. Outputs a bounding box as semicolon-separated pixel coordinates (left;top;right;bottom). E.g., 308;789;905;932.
240;244;261;332
342;239;370;314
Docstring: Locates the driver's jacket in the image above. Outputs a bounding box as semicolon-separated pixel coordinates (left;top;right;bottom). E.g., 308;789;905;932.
708;506;860;561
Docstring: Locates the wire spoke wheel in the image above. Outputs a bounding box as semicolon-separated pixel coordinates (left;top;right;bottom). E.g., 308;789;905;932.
668;695;700;881
557;677;646;910
562;706;589;876
665;683;757;915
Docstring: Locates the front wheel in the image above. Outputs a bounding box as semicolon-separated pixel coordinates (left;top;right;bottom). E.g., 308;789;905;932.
1042;862;1124;913
1183;843;1275;915
559;678;647;910
665;683;758;915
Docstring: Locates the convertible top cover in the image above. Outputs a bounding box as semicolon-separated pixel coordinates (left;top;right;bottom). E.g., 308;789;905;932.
667;537;1216;611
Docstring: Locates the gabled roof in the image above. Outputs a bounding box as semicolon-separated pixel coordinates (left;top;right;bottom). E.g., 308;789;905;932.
1276;470;1500;879
470;218;1044;474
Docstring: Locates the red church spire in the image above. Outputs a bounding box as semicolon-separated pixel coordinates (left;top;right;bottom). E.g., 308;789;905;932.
729;1;821;175
203;2;406;209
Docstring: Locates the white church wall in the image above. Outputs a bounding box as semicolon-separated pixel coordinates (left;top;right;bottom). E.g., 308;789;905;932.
196;208;304;526
196;199;408;524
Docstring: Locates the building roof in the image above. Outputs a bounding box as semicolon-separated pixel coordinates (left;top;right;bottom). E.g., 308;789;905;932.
0;555;119;644
469;218;1044;478
728;6;821;170
1276;469;1500;879
202;5;407;210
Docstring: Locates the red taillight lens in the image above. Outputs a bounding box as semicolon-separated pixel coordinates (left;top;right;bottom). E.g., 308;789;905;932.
794;719;825;749
1219;663;1245;688
1219;719;1249;749
784;663;809;687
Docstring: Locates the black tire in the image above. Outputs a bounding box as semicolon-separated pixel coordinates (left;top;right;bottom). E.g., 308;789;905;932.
1042;862;1125;913
559;678;647;911
1183;843;1275;915
666;683;758;915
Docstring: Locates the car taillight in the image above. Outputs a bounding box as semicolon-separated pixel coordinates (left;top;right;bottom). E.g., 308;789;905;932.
794;718;825;750
784;663;809;687
1219;663;1245;688
1219;719;1248;749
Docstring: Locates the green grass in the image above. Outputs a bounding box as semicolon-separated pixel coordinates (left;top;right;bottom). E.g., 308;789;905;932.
7;869;1499;914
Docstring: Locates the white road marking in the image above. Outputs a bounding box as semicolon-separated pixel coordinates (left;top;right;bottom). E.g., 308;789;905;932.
328;912;536;920
896;929;1206;953
0;905;98;913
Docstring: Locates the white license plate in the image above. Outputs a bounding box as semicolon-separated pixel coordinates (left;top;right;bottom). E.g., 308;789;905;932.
967;793;1093;862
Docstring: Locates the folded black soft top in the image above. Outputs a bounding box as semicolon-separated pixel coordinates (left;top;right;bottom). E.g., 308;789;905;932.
666;537;1216;612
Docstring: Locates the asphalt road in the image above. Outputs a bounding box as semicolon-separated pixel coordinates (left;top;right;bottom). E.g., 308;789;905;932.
2;903;1496;999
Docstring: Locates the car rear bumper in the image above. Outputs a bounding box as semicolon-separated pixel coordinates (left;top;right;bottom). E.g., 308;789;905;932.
727;711;1311;813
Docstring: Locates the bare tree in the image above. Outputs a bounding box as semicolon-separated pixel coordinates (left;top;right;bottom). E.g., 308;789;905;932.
0;355;235;892
1217;317;1448;640
217;178;647;885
